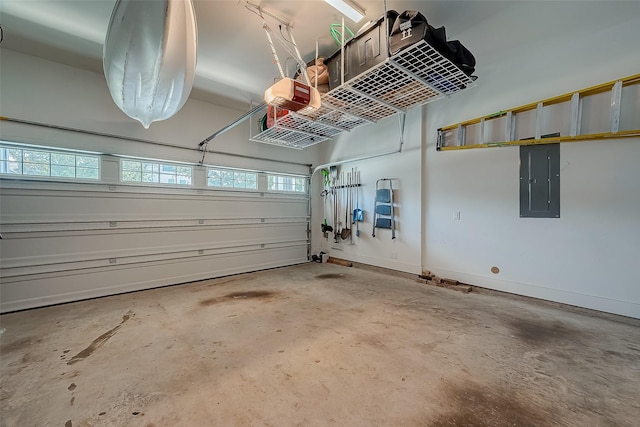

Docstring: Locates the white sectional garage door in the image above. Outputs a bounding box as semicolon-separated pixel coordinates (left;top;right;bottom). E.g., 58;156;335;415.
0;156;309;313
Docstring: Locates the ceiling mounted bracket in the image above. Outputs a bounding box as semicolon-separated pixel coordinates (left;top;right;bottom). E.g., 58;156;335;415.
244;1;311;85
244;1;292;28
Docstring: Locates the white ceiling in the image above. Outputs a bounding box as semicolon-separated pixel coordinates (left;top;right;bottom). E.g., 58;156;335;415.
2;1;636;111
0;0;510;109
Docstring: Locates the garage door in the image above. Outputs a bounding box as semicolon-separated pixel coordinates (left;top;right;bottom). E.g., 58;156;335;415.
0;146;309;313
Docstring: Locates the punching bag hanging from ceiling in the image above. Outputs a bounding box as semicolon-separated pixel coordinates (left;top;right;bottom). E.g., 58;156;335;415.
103;0;197;129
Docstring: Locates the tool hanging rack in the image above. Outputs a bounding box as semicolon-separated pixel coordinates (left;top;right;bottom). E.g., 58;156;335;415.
437;73;640;151
252;39;477;149
326;167;363;243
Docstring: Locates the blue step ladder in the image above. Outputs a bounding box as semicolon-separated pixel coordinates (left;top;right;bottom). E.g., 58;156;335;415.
372;178;395;239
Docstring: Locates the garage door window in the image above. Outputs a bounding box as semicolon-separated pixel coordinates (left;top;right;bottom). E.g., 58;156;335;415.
267;174;306;193
207;168;257;190
121;159;192;185
0;143;100;180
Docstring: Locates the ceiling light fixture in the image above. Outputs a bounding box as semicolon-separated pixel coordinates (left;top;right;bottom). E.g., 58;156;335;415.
324;0;365;23
103;0;197;129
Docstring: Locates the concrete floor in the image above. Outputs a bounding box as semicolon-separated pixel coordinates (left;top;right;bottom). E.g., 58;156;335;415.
1;263;639;427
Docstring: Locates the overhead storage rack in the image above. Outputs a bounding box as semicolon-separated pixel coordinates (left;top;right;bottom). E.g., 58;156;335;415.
251;40;477;149
437;73;640;151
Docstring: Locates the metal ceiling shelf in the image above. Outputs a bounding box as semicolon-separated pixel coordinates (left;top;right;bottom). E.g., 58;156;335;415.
251;40;477;149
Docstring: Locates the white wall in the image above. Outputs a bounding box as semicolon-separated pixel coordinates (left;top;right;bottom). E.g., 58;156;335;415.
422;1;640;318
313;1;640;319
310;107;423;274
0;48;317;174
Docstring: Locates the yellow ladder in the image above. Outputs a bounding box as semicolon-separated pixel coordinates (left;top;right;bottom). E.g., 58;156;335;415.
437;73;640;151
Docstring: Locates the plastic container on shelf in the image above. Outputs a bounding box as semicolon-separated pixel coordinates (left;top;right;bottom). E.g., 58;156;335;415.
325;11;397;90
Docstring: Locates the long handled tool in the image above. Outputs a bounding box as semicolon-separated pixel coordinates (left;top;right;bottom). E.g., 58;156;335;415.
341;171;351;240
353;170;363;237
330;166;339;242
320;171;333;237
336;171;343;239
349;168;355;243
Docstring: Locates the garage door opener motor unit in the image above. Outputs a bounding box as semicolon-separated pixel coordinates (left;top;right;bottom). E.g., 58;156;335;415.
258;9;321;116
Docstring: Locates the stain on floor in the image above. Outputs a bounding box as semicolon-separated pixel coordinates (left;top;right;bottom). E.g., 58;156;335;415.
315;274;345;279
508;318;584;345
199;290;277;306
430;380;549;427
1;337;37;354
66;311;133;365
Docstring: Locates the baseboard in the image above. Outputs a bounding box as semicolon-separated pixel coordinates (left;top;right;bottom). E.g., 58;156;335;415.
427;268;640;321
